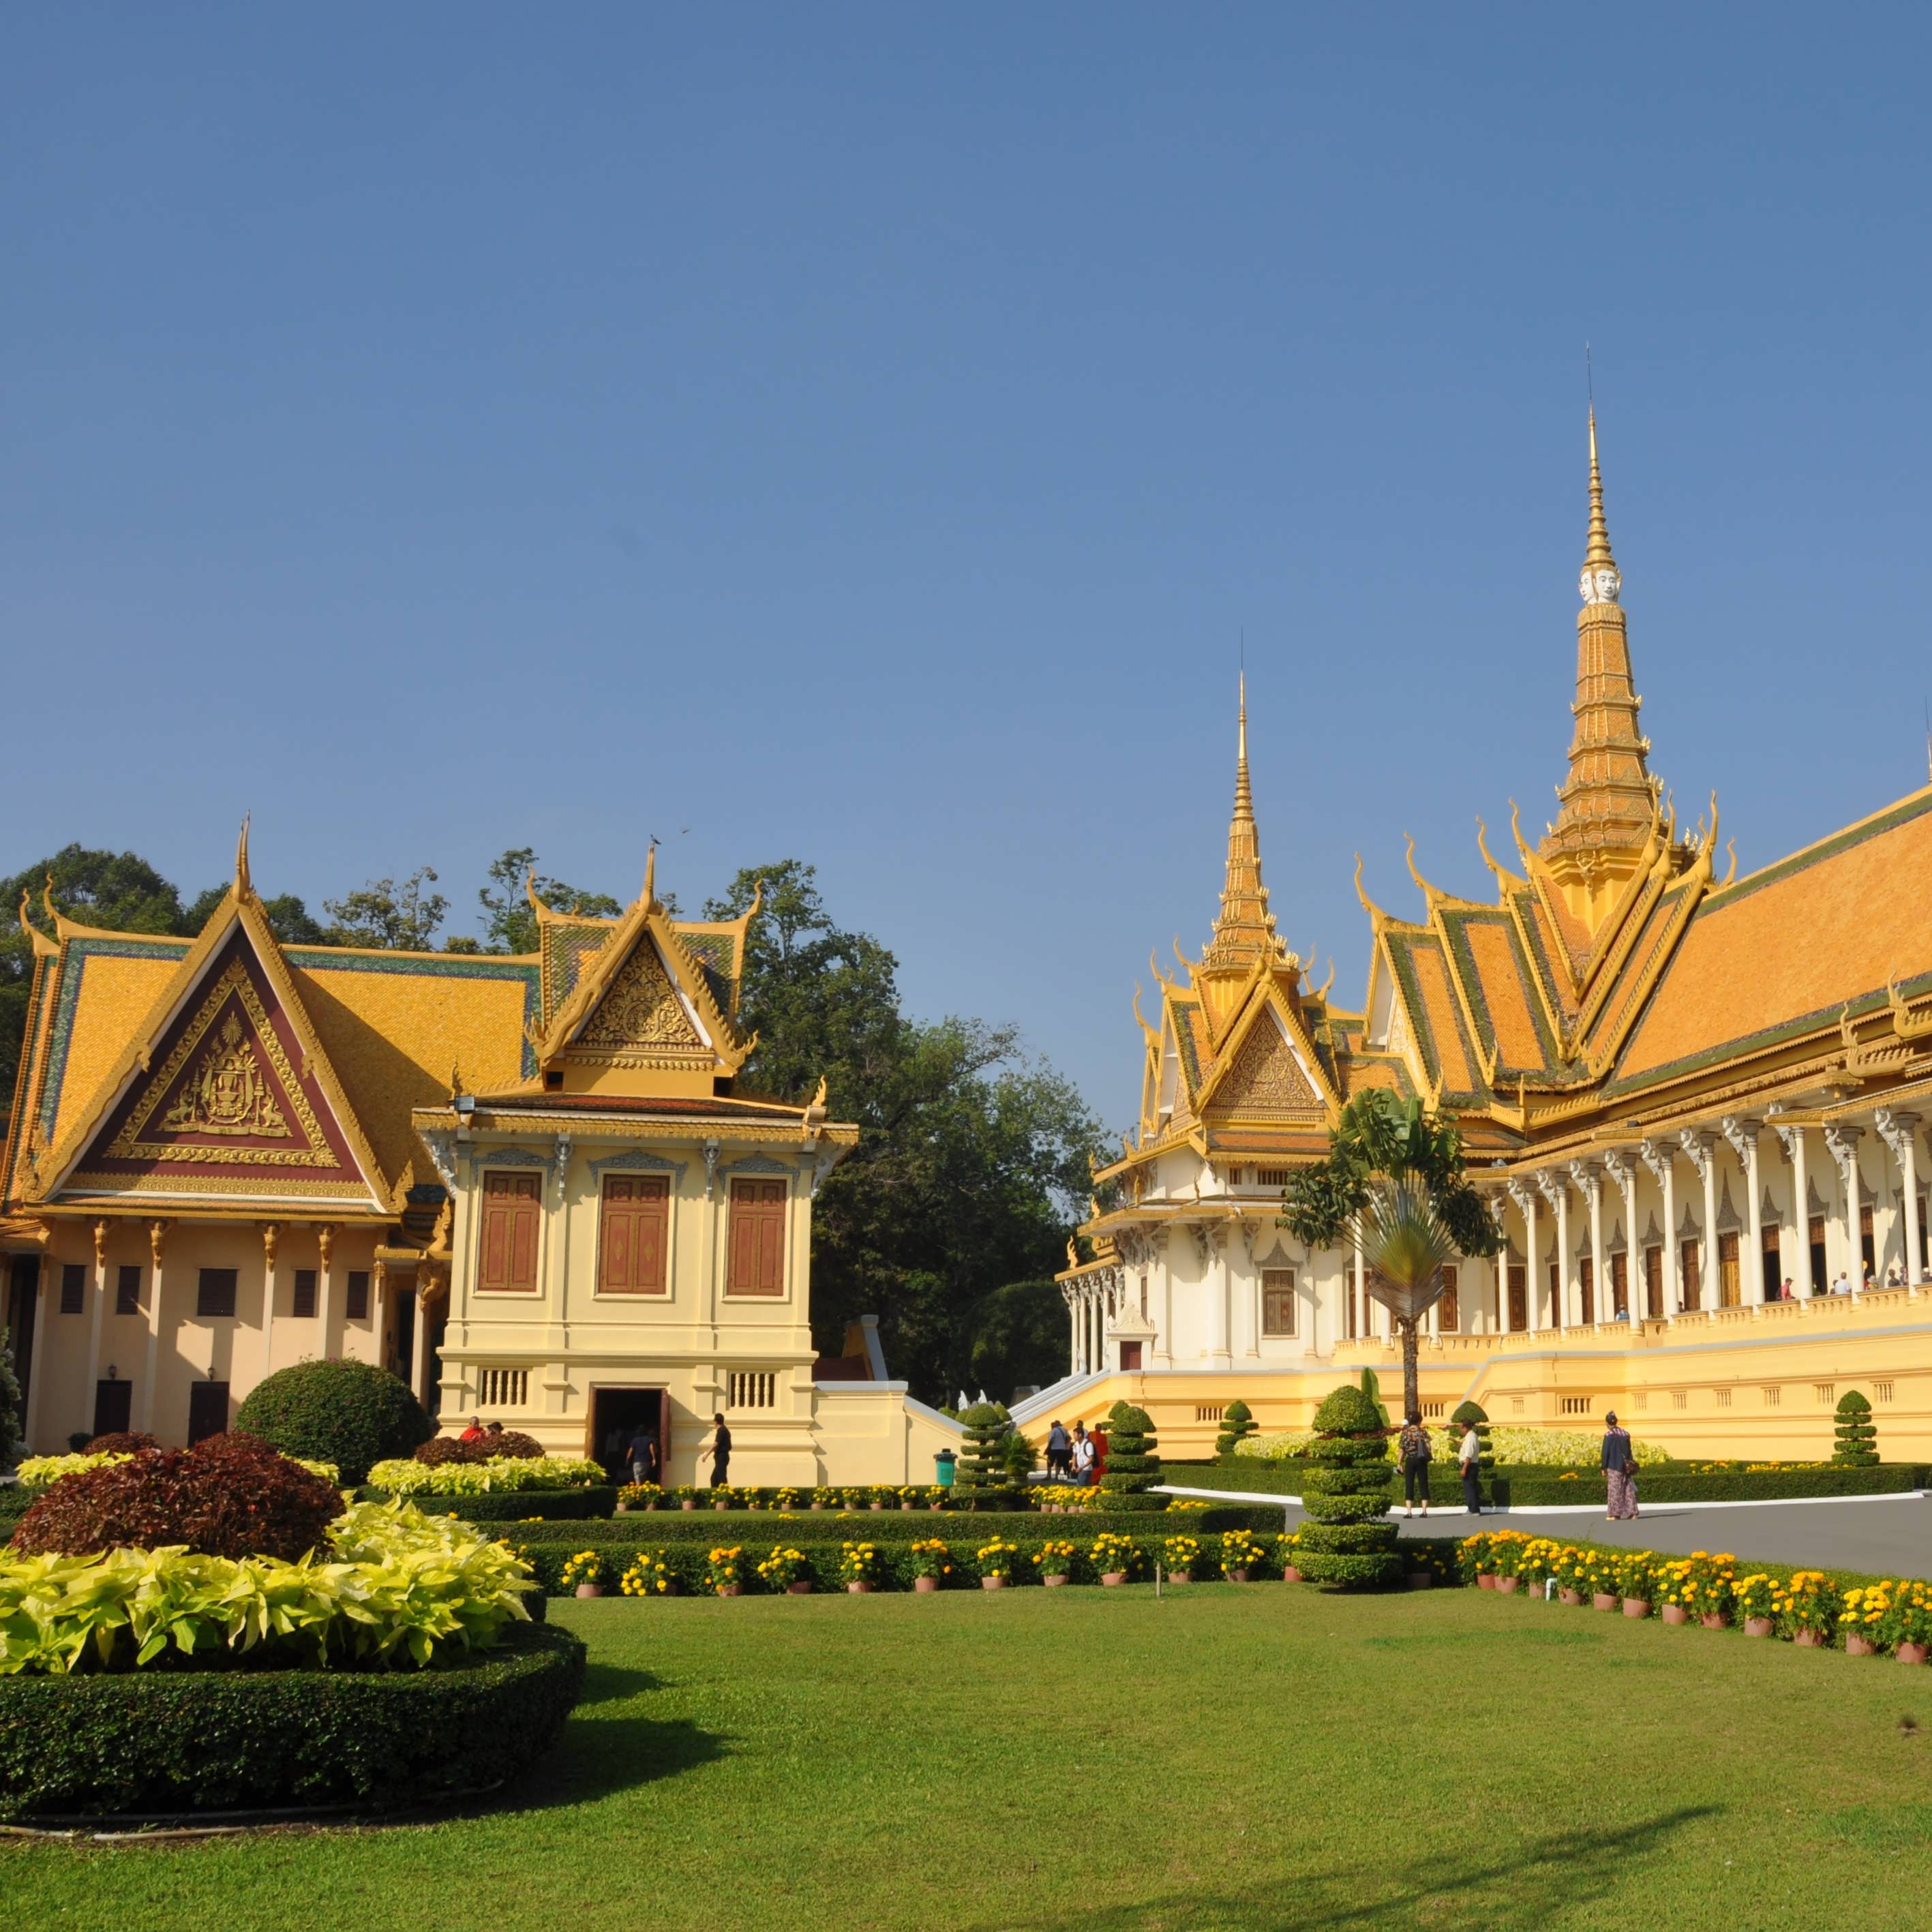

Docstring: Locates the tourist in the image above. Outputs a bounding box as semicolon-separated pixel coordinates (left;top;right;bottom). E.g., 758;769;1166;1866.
1601;1411;1640;1520
709;1412;731;1488
1888;1263;1903;1288
459;1415;485;1443
1831;1269;1852;1296
1046;1418;1072;1479
1091;1421;1111;1482
1780;1277;1795;1301
1457;1417;1483;1515
1396;1410;1432;1518
627;1425;658;1486
1071;1423;1096;1484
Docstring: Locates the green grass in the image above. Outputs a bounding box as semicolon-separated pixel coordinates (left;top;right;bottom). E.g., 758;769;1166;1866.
10;1584;1932;1931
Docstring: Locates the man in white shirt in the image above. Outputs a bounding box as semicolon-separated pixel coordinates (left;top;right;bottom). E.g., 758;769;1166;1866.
1072;1425;1097;1485
1457;1422;1483;1515
1831;1270;1852;1296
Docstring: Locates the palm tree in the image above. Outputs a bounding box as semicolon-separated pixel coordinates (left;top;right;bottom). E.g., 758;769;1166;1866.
1280;1092;1503;1425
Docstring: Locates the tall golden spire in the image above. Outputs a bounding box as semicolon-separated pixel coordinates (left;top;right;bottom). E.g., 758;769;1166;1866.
1539;408;1663;924
1200;674;1282;981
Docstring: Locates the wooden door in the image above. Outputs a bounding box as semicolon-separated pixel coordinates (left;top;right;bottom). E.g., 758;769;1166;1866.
1507;1264;1526;1332
1680;1240;1702;1311
1719;1231;1741;1308
91;1378;132;1439
187;1380;230;1445
1578;1257;1595;1325
1644;1246;1663;1318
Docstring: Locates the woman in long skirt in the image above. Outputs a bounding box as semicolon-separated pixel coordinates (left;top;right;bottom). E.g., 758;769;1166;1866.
1601;1411;1640;1520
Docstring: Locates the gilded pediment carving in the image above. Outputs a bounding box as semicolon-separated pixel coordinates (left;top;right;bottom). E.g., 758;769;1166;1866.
577;939;701;1054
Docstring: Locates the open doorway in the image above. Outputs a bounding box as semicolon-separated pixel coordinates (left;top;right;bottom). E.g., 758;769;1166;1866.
589;1386;669;1485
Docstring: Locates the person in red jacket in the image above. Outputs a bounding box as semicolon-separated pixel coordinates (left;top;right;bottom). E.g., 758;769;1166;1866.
1091;1424;1110;1481
459;1415;485;1443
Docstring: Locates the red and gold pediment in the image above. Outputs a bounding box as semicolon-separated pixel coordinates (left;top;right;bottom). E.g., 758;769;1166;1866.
67;930;372;1200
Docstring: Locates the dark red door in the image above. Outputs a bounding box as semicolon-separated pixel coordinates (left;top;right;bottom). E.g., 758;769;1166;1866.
187;1380;230;1445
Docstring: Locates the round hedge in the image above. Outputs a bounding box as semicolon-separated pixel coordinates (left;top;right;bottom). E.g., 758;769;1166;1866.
0;1622;584;1821
236;1358;432;1485
1834;1389;1878;1468
1098;1402;1165;1512
11;1434;343;1561
1296;1383;1400;1589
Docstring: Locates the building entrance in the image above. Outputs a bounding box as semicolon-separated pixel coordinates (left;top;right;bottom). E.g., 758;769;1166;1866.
589;1385;669;1485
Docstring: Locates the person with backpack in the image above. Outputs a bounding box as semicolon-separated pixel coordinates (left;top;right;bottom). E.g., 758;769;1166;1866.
1046;1419;1072;1479
1397;1410;1433;1518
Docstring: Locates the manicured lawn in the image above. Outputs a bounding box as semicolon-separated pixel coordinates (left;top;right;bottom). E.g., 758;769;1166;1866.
10;1584;1932;1931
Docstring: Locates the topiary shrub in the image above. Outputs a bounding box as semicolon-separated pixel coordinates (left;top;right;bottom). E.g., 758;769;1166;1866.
414;1430;545;1467
1099;1402;1166;1512
236;1358;432;1485
10;1432;344;1562
1214;1399;1257;1458
1293;1384;1401;1589
952;1404;1017;1510
82;1431;161;1456
1833;1389;1879;1467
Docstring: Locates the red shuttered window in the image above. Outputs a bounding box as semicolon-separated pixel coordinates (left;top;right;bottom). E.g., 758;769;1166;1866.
726;1179;787;1297
599;1175;670;1295
479;1171;542;1293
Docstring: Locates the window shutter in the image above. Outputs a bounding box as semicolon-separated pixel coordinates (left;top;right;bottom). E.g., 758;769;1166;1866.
727;1179;786;1296
292;1269;317;1318
599;1175;669;1293
115;1265;141;1316
345;1271;370;1320
59;1264;85;1315
479;1171;542;1292
196;1269;238;1318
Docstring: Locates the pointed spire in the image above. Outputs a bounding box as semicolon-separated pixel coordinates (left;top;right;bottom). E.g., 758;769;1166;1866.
1200;676;1282;976
235;815;252;896
1583;406;1618;573
642;841;657;911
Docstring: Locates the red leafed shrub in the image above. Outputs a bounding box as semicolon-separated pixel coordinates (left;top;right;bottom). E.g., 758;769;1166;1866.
413;1429;545;1465
11;1431;344;1561
82;1430;162;1455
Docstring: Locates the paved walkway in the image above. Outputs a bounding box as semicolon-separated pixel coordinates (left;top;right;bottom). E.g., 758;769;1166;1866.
1172;1486;1932;1574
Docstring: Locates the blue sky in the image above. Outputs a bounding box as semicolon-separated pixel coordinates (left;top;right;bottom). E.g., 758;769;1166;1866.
6;7;1931;1130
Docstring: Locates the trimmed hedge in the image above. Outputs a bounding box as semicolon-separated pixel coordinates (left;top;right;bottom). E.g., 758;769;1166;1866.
1174;1462;1931;1507
0;1621;584;1820
235;1359;433;1486
499;1504;1286;1552
359;1486;618;1522
0;1486;32;1525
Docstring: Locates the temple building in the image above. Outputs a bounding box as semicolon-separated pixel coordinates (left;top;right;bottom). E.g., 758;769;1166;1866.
1046;412;1932;1458
0;844;950;1482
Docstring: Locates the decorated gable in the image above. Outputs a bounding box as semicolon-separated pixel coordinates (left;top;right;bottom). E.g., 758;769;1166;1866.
574;933;707;1061
67;929;373;1203
1212;1006;1323;1115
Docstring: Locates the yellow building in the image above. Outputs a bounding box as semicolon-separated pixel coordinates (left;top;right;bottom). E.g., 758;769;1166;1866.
1048;412;1932;1462
0;841;953;1483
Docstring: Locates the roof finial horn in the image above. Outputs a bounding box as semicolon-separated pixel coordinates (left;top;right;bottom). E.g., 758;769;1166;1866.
235;814;252;895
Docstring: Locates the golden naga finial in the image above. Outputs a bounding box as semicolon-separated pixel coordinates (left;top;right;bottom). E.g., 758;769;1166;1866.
1720;836;1738;887
1131;982;1158;1047
1404;832;1429;899
642;841;658;909
449;1063;464;1102
235;813;252;894
1313;956;1336;1001
811;1074;828;1109
42;873;58;924
745;877;764;924
524;866;552;919
1148;946;1174;992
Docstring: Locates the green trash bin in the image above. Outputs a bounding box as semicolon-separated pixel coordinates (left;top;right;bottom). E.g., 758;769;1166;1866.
934;1449;956;1489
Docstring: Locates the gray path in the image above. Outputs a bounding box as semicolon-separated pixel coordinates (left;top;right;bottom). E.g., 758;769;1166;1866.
1261;1496;1932;1574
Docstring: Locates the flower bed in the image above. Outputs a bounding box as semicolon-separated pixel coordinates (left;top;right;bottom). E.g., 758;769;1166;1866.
363;1455;607;1496
0;1620;583;1820
367;1488;618;1522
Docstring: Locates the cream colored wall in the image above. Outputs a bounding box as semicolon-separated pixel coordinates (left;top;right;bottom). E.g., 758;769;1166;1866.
810;1385;960;1486
17;1218;385;1455
1041;1291;1932;1466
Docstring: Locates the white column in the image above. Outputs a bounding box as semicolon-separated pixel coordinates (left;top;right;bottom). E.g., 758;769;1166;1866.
410;1280;433;1406
1640;1140;1677;1318
1775;1121;1811;1295
138;1221;168;1434
1679;1130;1717;1315
316;1224;336;1359
260;1223;280;1384
1209;1229;1231;1367
1536;1171;1570;1330
1724;1118;1765;1302
1605;1150;1640;1328
1878;1111;1923;1293
1509;1180;1538;1335
83;1220;109;1429
1573;1161;1605;1326
1826;1125;1864;1296
20;1256;47;1452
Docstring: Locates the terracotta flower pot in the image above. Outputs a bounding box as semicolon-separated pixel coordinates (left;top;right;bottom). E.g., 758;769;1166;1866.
1661;1603;1689;1626
716;1584;742;1598
614;1502;630;1513
574;1583;606;1599
981;1575;1008;1590
1593;1593;1619;1612
870;1501;886;1511
785;1581;813;1595
1700;1613;1729;1631
809;1501;824;1511
713;1502;730;1512
1496;1577;1519;1596
1100;1571;1128;1587
681;1500;697;1511
929;1500;946;1509
1282;1565;1303;1584
1622;1598;1650;1618
1477;1573;1497;1590
1407;1573;1436;1591
914;1575;940;1594
1743;1616;1774;1637
644;1500;660;1511
1558;1589;1583;1608
1042;1573;1069;1587
1898;1642;1928;1665
847;1580;875;1595
1846;1633;1878;1657
1795;1627;1826;1648
1228;1567;1252;1584
901;1502;916;1511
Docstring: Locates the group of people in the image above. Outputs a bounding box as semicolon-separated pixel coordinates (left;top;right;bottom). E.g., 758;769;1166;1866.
1391;1409;1642;1522
1042;1419;1107;1484
620;1414;734;1488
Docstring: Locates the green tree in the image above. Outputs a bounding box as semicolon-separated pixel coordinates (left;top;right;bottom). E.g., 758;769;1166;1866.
1833;1389;1878;1467
1294;1383;1402;1589
1280;1091;1503;1425
958;1280;1072;1405
952;1402;1016;1510
0;847;198;1104
320;868;449;951
706;862;1104;1402
474;847;625;954
1098;1402;1164;1511
1215;1398;1257;1458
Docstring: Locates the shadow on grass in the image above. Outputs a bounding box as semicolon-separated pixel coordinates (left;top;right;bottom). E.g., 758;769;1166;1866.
986;1804;1721;1932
